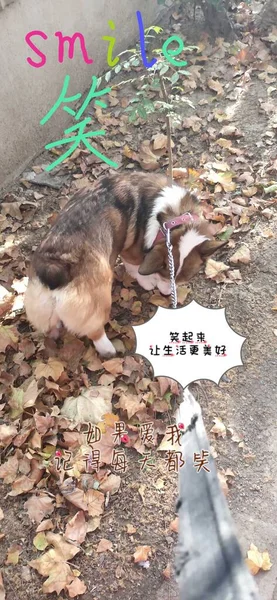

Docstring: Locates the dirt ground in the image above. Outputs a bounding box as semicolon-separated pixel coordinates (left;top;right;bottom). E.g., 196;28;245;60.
0;1;277;599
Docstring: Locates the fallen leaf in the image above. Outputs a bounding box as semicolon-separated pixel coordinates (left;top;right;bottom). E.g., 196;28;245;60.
66;578;87;598
205;259;229;280
24;494;55;524
29;533;80;594
60;386;113;424
33;532;48;551
99;474;121;495
65;511;88;544
163;564;171;579
169;517;178;533
85;489;105;517
220;125;241;137
138;141;160;171
0;326;18;353
36;519;54;533
242;186;257;197
6;544;22;565
115;393;145;419
230;246;251;265
210;417;226;438
127;524;137;534
207;78;224;95
96;538;113;553
204;169;236;192
0;424;17;447
35;358;64;382
246;544;272;576
102;357;123;376
152;133;173;150
133;546;151;563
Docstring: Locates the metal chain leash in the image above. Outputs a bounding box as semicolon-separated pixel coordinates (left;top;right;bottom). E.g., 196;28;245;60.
164;224;177;309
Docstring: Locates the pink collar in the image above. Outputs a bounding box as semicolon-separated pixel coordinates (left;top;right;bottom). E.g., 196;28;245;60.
153;212;199;245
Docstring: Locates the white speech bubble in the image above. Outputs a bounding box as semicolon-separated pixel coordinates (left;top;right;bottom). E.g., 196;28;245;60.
133;300;245;388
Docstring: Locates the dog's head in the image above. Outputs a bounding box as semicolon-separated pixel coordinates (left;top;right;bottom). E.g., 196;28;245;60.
139;190;227;294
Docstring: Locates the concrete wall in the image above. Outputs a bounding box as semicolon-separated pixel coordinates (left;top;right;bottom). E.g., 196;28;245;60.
0;0;160;188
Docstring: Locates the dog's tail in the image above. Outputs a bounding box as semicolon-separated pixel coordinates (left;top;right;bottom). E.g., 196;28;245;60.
33;254;72;290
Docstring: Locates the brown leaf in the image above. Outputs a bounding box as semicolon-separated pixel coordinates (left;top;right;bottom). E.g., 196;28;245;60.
220;125;241;137
242;186;257;197
133;546;151;563
163;564;172;579
204;169;236;192
6;544;22;565
66;578;87;598
246;544;272;575
182;116;202;132
152;133;173;150
36;519;54;533
0;326;18;353
65;511;88;544
85;489;105;517
127;524;137;534
35;357;64;381
138;141;160;171
96;538;113;553
207;78;224;95
99;474;121;495
169;517;178;533
29;533;80;594
0;424;17;447
230;246;251;265
115;393;145;419
25;494;55;525
0;455;19;484
210;417;226;438
205;259;229;280
102;357;123;376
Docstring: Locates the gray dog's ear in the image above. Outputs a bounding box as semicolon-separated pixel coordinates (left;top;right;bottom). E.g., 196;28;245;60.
138;247;165;276
198;239;228;257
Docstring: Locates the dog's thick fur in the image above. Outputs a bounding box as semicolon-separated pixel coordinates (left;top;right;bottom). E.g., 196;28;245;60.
24;172;227;357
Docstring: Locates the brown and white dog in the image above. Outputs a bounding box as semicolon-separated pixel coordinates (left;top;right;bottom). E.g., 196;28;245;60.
24;172;227;358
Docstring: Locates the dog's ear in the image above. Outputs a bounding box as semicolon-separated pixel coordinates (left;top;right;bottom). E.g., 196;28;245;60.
198;239;228;258
138;247;165;276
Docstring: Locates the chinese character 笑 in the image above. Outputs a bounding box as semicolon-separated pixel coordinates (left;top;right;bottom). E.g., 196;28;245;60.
113;421;128;445
193;450;210;473
170;332;180;343
182;331;193;342
215;345;227;356
138;451;155;471
190;345;199;356
140;422;155;444
40;75;118;171
203;344;212;356
83;423;101;445
84;449;101;472
165;450;185;472
150;345;160;356
166;425;182;447
197;332;206;343
111;448;128;473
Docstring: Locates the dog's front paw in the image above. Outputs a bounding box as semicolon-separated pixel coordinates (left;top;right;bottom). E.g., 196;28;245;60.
136;273;157;291
94;333;116;359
